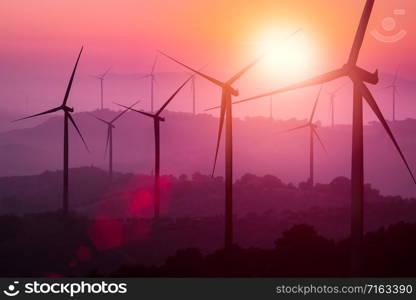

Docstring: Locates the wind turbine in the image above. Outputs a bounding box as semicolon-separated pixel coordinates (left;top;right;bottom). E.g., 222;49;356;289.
116;74;194;219
14;47;89;215
157;51;268;250
160;30;299;250
283;86;326;187
231;0;416;274
191;76;197;115
89;100;139;182
328;83;347;127
139;54;158;112
386;66;400;122
91;68;111;110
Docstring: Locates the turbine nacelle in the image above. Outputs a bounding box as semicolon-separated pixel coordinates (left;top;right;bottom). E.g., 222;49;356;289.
62;105;74;113
342;64;379;84
225;85;239;97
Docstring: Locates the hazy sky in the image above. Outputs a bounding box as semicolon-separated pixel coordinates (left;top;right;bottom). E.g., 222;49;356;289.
1;0;415;123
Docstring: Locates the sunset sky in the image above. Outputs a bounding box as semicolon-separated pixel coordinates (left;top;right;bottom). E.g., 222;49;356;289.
1;0;415;123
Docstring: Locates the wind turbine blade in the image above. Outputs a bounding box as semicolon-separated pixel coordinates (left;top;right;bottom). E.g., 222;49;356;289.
114;102;155;119
313;128;328;154
13;106;62;122
158;51;225;88
233;68;346;105
212;92;227;177
67;113;90;153
205;104;221;112
347;0;375;66
226;54;264;85
63;46;83;106
138;74;151;79
104;126;110;158
151;54;158;74
309;85;323;123
111;100;140;123
156;74;194;115
360;82;416;184
280;123;309;134
227;28;301;85
88;113;110;125
333;82;348;94
102;67;111;78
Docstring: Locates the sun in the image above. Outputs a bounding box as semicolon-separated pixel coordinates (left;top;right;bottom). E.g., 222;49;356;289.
254;28;318;83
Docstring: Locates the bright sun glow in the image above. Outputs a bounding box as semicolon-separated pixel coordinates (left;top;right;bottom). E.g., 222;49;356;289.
254;28;318;83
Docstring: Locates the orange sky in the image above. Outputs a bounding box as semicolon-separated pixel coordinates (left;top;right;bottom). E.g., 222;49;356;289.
1;0;414;70
0;0;415;121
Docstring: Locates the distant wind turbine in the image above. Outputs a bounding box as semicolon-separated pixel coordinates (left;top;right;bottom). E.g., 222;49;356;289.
139;54;158;112
91;68;111;110
116;74;194;219
386;66;400;122
231;0;416;275
14;47;89;215
328;83;347;127
191;76;197;115
283;86;326;187
89;100;139;182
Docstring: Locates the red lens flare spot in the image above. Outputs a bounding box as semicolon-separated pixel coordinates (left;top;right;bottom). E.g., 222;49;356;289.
76;245;92;262
87;218;123;251
127;189;153;216
159;176;173;214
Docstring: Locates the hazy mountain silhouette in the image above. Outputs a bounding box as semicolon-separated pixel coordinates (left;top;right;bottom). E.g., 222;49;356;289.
2;168;416;238
1;108;416;198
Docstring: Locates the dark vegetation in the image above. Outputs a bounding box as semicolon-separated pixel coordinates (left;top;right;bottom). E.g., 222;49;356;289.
1;212;416;277
1;168;416;277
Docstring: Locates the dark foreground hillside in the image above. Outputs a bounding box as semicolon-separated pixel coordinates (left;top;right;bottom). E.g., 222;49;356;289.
2;168;416;276
1;212;416;277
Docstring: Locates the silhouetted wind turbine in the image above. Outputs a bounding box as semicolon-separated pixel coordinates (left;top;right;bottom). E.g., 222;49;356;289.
14;47;89;215
89;100;139;182
283;86;326;187
158;52;267;251
91;68;111;110
230;0;416;275
116;74;194;219
139;55;158;112
328;83;347;127
191;76;197;115
386;66;400;122
161;30;299;250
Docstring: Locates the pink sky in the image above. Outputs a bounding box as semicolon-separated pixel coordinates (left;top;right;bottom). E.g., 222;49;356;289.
0;0;415;123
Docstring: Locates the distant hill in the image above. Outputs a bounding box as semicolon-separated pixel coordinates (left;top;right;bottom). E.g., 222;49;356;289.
1;108;416;198
2;167;416;240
